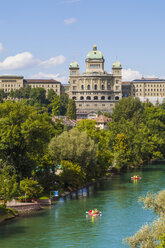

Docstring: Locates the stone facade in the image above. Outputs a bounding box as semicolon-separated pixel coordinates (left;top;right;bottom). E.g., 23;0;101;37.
0;76;61;96
24;79;61;96
0;75;24;93
131;77;165;104
68;45;122;113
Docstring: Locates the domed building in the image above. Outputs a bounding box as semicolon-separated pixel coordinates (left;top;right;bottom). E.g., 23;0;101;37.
68;45;122;113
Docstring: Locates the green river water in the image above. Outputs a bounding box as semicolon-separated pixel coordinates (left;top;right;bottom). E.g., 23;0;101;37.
0;163;164;248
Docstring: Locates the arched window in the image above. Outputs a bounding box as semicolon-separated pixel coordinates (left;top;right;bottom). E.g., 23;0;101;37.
80;96;84;100
94;96;98;100
81;85;84;90
115;96;119;100
94;84;97;90
86;96;91;100
108;96;111;100
101;85;104;90
72;96;76;100
101;96;105;100
87;85;90;90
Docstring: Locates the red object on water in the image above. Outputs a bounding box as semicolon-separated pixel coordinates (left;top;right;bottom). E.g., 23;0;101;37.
88;210;100;216
131;176;141;180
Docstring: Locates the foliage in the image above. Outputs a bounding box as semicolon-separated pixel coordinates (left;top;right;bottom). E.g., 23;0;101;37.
48;95;61;116
59;160;86;190
124;190;165;248
49;128;97;179
0;101;55;178
0;166;18;203
112;97;144;123
30;87;47;105
19;178;43;199
66;99;76;120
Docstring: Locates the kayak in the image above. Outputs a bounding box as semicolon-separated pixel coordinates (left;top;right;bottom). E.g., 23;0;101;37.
86;211;102;216
131;176;141;180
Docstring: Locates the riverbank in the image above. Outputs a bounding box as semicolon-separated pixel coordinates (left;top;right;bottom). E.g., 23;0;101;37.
0;205;18;224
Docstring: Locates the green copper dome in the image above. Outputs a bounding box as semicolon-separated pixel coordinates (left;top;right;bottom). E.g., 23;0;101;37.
86;45;104;60
70;61;79;68
112;60;122;68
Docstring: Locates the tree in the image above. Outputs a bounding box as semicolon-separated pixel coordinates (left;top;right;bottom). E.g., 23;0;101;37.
66;99;76;120
59;160;86;190
112;97;144;123
48;95;61;116
0;101;55;178
20;178;43;199
47;89;57;102
124;190;165;248
30;88;46;105
0;89;7;102
49;128;98;179
0;166;18;203
59;93;69;115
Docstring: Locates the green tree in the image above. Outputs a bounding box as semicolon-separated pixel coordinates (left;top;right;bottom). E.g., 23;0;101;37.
47;89;57;102
59;93;69;115
0;166;18;203
0;89;7;102
49;128;97;179
124;190;165;248
20;178;43;199
0;101;55;178
30;87;46;105
112;97;144;123
66;99;76;120
59;160;86;190
48;95;61;116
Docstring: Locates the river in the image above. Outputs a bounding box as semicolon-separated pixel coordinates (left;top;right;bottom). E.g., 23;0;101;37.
0;163;164;248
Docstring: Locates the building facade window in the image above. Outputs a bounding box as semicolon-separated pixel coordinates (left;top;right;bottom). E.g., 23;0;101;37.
115;96;119;100
94;84;97;90
87;85;90;90
80;96;84;100
94;96;98;100
108;96;111;100
86;96;91;100
81;85;84;90
101;85;104;90
101;96;105;100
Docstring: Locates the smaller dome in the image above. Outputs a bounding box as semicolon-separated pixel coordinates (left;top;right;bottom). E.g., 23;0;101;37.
70;61;79;68
86;45;104;60
112;60;122;68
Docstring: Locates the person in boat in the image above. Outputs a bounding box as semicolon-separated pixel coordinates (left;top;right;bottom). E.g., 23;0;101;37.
94;208;99;214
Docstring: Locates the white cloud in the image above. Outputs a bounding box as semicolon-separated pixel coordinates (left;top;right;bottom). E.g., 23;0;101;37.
41;55;66;67
64;17;77;25
122;68;159;81
0;52;39;70
122;68;142;81
0;52;66;70
0;43;3;53
31;72;67;83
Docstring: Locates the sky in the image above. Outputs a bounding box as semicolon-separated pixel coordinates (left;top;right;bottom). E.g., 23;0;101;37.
0;0;165;83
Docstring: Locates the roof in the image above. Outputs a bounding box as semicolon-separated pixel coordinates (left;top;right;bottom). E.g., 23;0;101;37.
95;115;112;123
52;116;77;127
86;45;104;60
24;79;60;84
70;61;79;68
122;81;131;85
0;75;23;79
112;60;122;68
133;77;165;82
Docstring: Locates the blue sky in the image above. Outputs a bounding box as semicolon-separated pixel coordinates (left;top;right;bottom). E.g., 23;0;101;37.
0;0;165;83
